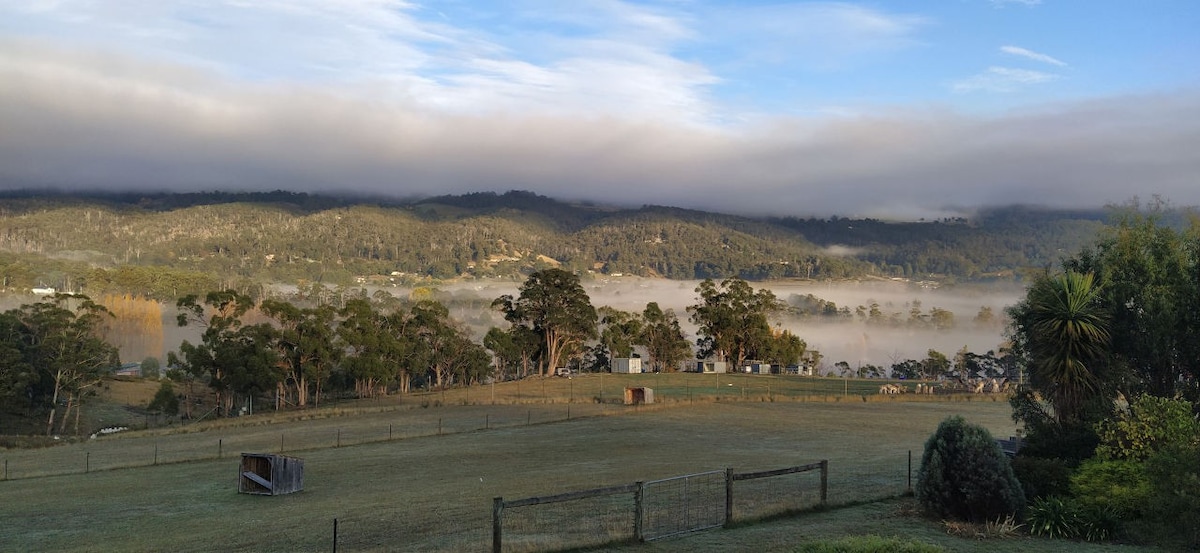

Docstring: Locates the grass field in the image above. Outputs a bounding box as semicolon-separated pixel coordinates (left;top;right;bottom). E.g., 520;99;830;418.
0;375;1149;552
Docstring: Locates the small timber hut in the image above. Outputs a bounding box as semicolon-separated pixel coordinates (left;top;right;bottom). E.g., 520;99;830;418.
238;453;305;496
624;387;654;405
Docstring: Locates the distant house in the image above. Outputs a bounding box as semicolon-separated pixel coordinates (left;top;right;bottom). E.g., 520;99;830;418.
31;287;56;295
112;362;142;377
612;358;643;374
695;360;727;374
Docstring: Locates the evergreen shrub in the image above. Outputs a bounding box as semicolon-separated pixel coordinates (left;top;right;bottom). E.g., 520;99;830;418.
916;416;1025;522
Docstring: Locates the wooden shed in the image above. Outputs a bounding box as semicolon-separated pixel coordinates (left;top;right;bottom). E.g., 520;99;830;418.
624;387;654;405
239;453;304;496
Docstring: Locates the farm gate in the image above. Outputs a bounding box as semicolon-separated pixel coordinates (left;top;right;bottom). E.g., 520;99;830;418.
492;460;827;552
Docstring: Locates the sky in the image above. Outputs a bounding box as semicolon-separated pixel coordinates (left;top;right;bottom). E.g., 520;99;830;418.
1;1;1197;219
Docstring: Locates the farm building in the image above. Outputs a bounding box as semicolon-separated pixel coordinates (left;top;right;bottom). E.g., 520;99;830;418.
695;360;727;373
612;357;643;374
742;362;773;374
624;387;654;405
238;453;305;496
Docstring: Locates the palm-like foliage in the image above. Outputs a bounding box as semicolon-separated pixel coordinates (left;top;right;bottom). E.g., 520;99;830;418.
1025;271;1110;424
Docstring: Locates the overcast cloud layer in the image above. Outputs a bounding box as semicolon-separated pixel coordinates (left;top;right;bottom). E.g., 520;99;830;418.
1;2;1198;219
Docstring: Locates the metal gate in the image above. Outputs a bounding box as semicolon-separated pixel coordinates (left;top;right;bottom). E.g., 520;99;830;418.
639;469;726;541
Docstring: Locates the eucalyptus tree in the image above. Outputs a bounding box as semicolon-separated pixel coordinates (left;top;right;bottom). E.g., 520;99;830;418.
0;311;35;413
15;295;118;435
338;297;407;397
762;329;806;367
687;277;780;368
597;306;644;360
260;299;339;408
409;300;489;389
493;268;597;376
174;290;280;416
641;302;691;372
483;325;540;380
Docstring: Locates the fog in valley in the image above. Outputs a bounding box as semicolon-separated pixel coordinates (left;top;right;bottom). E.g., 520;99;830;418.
436;277;1025;372
2;277;1025;374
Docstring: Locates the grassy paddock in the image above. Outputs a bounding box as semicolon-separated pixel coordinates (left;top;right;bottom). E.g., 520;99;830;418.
0;398;1028;552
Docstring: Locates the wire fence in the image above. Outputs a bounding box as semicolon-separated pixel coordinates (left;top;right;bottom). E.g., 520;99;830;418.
0;403;610;481
492;461;829;553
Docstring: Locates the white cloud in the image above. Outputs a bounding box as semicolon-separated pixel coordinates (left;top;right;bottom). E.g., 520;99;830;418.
952;66;1059;93
0;0;720;124
3;40;1199;220
1000;45;1067;67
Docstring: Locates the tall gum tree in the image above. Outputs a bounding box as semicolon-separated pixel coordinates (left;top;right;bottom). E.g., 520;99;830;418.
493;268;597;376
687;277;780;368
17;295;119;435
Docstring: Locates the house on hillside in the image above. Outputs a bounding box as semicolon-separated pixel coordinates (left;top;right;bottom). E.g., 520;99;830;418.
112;362;142;377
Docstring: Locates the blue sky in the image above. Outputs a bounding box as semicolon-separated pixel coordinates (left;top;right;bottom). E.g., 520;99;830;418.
1;1;1197;218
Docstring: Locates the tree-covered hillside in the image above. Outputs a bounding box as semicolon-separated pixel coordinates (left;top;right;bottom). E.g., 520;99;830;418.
0;190;1109;300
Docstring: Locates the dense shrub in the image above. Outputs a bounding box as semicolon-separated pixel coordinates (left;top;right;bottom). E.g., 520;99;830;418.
916;416;1025;522
1070;458;1150;516
1096;395;1200;461
1010;455;1072;500
1143;445;1200;547
147;381;180;417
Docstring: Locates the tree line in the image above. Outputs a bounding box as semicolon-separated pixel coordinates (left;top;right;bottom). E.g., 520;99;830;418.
1;270;827;432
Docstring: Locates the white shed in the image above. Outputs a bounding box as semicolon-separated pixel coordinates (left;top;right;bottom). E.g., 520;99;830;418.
612;358;643;374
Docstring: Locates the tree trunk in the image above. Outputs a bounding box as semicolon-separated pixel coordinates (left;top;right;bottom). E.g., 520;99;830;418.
59;394;75;435
46;370;64;436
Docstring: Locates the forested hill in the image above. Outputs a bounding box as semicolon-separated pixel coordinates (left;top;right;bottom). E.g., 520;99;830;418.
0;190;1108;299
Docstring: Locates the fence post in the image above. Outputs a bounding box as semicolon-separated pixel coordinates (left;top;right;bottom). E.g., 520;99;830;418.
336;429;341;448
634;481;645;542
485;415;489;430
438;418;442;435
819;460;828;505
388;424;393;440
85;452;89;474
218;438;223;459
907;450;912;494
154;441;158;465
724;468;734;526
492;497;504;553
281;433;285;453
332;518;338;553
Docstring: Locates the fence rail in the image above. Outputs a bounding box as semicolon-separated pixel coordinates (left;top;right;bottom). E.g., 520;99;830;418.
493;460;829;553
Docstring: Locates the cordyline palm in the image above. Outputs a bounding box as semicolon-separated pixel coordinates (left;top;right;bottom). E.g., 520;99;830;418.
1026;271;1110;425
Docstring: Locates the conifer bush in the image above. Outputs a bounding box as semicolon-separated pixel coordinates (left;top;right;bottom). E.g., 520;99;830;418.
916;416;1025;522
